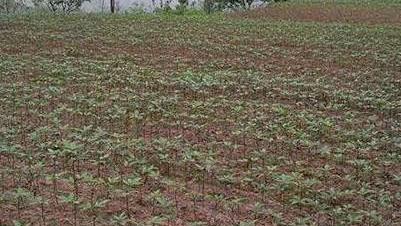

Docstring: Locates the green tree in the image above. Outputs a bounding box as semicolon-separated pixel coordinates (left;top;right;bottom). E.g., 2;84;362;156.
33;0;90;13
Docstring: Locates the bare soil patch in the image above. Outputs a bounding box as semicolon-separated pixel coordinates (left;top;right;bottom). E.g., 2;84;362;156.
231;4;401;25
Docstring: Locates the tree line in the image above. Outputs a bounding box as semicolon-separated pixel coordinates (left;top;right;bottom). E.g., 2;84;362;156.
0;0;287;14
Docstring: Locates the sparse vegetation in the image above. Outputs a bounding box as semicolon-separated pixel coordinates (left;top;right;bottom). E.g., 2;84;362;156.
0;1;400;225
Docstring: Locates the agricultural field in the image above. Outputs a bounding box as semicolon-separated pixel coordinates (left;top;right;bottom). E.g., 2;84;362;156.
0;1;401;225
